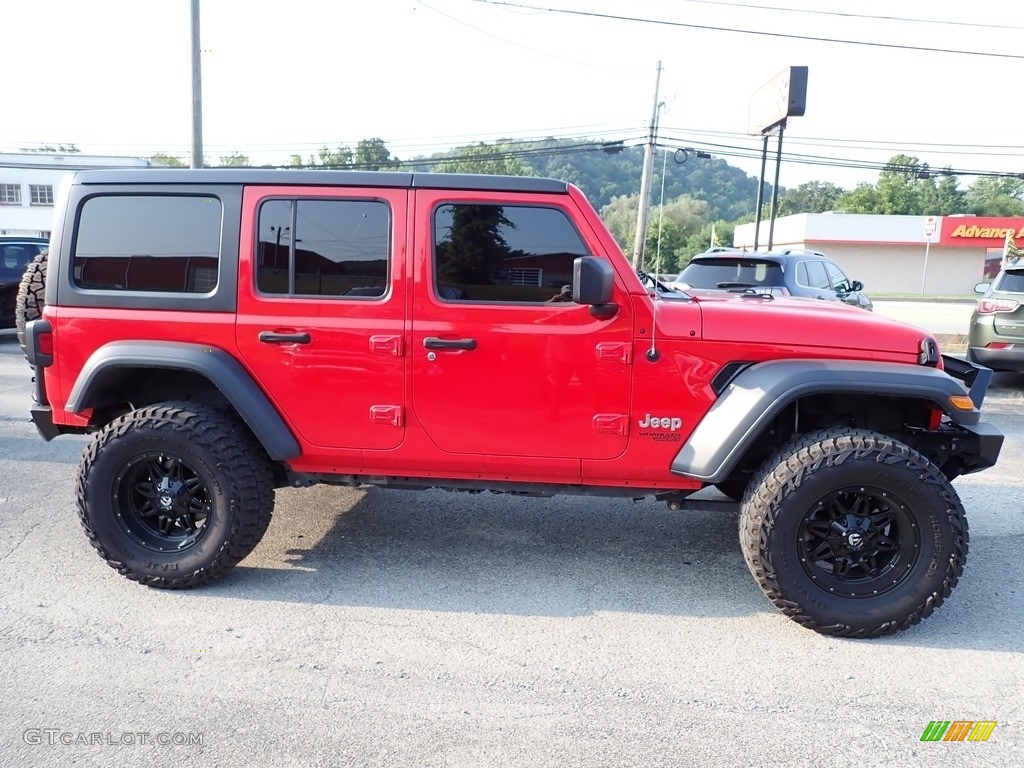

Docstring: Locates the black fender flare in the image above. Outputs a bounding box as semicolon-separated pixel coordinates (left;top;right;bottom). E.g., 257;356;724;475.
66;341;300;461
671;359;980;483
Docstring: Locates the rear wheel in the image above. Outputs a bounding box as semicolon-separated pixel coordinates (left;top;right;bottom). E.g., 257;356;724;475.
76;401;275;588
739;428;968;638
15;249;47;359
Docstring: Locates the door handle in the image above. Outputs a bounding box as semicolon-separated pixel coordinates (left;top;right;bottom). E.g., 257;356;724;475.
258;331;311;344
423;337;477;351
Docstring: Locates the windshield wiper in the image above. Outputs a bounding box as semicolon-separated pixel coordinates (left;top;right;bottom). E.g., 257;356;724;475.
716;281;757;289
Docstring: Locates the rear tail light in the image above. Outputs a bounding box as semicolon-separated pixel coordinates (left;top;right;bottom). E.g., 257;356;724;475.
986;342;1012;349
26;319;53;368
37;331;53;357
976;298;1020;314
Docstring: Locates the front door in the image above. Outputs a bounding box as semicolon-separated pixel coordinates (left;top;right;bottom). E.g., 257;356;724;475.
409;190;633;468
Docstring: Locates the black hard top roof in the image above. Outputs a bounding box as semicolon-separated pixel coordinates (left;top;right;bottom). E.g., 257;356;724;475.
69;168;569;194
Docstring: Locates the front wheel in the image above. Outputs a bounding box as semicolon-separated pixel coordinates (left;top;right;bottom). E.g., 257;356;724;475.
76;401;275;588
739;428;968;638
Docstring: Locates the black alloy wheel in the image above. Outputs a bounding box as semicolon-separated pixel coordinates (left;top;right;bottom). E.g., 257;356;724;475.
795;486;920;599
113;451;213;552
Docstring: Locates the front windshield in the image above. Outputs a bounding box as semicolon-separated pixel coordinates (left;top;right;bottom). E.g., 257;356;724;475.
637;269;688;298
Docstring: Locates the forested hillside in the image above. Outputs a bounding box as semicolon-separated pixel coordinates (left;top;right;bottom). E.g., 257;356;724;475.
153;137;1024;269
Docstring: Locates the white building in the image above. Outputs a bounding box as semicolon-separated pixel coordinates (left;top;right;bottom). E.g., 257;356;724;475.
0;152;151;238
734;213;1024;295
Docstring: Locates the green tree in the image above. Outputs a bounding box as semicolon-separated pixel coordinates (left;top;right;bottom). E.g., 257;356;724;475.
778;181;844;215
919;172;965;215
679;220;735;266
149;152;187;167
964;176;1024;216
292;145;354;169
219;152;250;167
600;193;709;270
354;138;397;170
435;205;515;284
599;194;641;252
432;143;527;176
873;154;929;214
835;182;881;213
23;143;81;153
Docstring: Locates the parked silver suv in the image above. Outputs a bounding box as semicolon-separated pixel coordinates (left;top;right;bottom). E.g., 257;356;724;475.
671;248;873;310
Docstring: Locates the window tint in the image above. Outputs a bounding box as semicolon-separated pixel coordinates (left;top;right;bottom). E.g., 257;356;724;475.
824;261;851;292
73;196;221;293
678;258;784;288
0;243;45;279
997;270;1024;292
257;199;390;297
433;204;589;302
799;260;830;289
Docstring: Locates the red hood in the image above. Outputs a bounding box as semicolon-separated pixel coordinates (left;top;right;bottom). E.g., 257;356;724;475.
652;294;932;356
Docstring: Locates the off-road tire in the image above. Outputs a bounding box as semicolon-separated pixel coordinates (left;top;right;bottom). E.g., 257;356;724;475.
739;428;968;638
76;401;275;588
15;249;47;359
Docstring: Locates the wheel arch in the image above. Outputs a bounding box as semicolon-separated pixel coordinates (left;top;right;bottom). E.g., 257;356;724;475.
67;341;300;461
672;359;980;484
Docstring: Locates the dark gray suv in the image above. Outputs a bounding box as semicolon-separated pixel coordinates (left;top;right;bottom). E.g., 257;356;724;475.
671;248;873;310
0;237;48;328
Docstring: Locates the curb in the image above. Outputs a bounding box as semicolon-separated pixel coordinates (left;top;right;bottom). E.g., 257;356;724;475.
935;333;968;353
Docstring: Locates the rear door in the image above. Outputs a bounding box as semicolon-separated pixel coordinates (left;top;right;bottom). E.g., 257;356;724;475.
409;190;633;471
235;186;408;450
794;259;836;301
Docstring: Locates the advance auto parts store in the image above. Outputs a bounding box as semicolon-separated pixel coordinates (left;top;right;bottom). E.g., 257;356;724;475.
733;214;1024;295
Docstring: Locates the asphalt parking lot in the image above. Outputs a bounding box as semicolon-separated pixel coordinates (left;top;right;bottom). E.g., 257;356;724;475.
0;333;1021;768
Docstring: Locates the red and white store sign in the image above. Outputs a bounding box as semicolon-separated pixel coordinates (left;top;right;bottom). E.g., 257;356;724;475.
939;217;1024;247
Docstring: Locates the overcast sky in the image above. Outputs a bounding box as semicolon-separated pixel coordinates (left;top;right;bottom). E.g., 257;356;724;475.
6;0;1023;191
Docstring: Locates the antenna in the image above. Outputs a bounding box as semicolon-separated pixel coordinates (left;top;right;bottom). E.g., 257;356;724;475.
647;143;669;363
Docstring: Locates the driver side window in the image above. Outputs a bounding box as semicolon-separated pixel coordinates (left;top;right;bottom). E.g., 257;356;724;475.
825;262;851;293
432;203;590;302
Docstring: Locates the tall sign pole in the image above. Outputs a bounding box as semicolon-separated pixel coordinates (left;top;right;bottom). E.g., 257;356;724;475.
190;0;204;169
632;61;662;269
748;67;808;251
921;216;936;295
767;121;786;251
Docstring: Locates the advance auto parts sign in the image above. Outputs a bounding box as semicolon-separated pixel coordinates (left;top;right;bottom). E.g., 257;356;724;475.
939;217;1024;247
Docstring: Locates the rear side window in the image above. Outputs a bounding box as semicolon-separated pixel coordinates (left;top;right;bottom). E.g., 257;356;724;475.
256;199;390;297
73;196;221;293
797;260;830;290
679;259;783;288
432;203;589;302
996;270;1024;292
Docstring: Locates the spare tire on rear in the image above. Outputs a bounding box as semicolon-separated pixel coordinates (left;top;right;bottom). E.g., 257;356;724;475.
16;249;47;359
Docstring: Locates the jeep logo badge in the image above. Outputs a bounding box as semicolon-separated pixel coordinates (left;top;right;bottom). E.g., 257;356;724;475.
637;413;682;431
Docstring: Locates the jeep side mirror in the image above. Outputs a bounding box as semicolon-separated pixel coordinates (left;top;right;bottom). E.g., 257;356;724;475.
573;256;618;319
974;282;991;294
850;280;863;292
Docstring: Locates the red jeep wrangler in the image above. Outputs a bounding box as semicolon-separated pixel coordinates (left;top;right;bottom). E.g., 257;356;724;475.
23;169;1002;637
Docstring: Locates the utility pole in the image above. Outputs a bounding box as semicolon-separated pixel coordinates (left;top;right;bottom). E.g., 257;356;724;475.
632;61;662;269
190;0;204;168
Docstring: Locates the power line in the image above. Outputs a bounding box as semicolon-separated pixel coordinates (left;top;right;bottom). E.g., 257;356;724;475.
671;0;1024;32
467;0;1024;60
414;0;649;70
